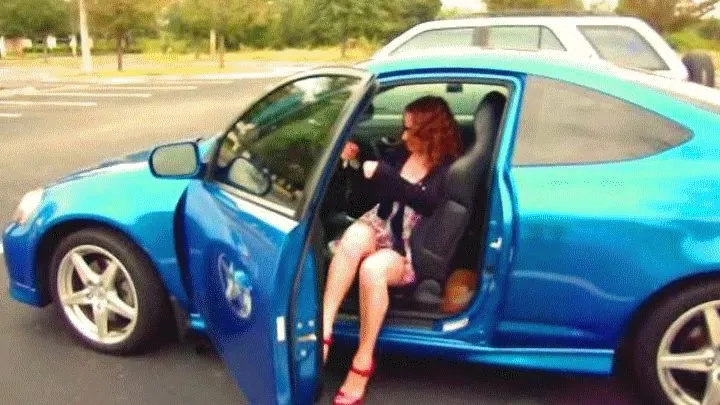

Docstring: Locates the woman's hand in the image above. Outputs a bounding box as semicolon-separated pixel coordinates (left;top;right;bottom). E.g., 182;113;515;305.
341;141;360;161
363;161;378;179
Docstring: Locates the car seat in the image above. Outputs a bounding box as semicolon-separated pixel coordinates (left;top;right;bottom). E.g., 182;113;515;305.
402;91;507;310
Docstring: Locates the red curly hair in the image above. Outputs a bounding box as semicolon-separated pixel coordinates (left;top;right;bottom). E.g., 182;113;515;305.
404;96;462;170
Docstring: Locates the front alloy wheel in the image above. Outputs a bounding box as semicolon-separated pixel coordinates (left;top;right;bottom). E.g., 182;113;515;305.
50;228;170;355
57;245;139;345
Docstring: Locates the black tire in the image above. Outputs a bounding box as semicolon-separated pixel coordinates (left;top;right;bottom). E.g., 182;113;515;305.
632;282;720;405
49;227;171;355
682;52;716;87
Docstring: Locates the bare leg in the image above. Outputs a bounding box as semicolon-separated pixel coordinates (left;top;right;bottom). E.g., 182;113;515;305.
322;222;376;362
335;249;405;402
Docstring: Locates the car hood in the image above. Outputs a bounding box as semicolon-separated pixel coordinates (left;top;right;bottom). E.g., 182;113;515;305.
47;135;218;187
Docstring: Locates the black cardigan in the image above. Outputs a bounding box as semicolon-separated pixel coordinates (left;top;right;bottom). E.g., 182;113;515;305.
346;148;451;256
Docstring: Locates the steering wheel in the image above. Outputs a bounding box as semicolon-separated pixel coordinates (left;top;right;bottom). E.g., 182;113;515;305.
370;135;402;160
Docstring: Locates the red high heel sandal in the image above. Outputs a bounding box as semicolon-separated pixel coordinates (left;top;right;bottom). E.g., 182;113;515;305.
332;361;376;405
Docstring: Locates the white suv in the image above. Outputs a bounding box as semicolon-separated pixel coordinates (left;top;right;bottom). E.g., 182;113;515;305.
372;14;716;87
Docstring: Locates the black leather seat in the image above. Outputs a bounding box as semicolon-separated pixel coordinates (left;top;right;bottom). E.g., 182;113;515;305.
401;91;507;309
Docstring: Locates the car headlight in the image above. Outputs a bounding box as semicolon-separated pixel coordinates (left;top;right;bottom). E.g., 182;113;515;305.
12;188;44;225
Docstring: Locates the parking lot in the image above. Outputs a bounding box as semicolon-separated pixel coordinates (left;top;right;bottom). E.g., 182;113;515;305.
0;73;641;404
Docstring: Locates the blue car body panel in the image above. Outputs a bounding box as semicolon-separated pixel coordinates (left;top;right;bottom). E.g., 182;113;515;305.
3;136;218;310
4;51;720;401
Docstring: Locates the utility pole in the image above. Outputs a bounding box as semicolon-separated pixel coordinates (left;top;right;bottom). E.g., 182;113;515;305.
78;0;93;73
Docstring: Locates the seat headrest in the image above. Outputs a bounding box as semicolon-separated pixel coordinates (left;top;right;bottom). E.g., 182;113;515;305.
445;91;506;206
470;91;506;157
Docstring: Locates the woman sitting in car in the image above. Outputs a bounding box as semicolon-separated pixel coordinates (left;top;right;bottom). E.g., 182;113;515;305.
323;95;462;405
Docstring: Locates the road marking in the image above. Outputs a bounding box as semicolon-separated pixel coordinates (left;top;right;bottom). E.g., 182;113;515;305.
46;85;197;91
151;80;234;85
23;92;152;98
0;113;22;118
94;85;197;91
0;100;97;107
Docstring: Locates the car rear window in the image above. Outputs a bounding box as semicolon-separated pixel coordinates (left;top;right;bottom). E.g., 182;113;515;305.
391;28;475;55
578;25;669;71
513;76;692;166
479;26;565;51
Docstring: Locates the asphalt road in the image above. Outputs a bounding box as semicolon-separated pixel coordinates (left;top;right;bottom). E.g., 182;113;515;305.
0;74;641;405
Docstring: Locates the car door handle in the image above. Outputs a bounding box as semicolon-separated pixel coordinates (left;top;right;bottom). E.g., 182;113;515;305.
489;237;502;250
296;333;317;343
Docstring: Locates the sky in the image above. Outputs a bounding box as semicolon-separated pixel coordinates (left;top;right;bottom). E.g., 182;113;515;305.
439;0;618;12
439;0;719;15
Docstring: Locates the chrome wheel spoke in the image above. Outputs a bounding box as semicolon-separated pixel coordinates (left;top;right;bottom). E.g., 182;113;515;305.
106;291;136;321
61;288;92;306
59;244;139;345
93;304;109;340
71;253;100;286
704;307;720;348
100;261;120;289
659;349;715;373
702;373;720;405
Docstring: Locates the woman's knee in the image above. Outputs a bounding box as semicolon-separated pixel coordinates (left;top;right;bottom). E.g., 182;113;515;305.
339;223;376;255
359;256;389;288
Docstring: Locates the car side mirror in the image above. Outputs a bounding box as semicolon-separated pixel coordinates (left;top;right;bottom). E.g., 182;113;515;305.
149;142;201;178
227;156;272;195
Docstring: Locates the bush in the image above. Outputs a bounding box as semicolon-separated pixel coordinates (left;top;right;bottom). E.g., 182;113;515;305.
24;44;73;55
666;29;720;52
136;37;191;54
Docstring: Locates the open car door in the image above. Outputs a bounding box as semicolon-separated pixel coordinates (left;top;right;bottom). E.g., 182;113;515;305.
182;68;376;404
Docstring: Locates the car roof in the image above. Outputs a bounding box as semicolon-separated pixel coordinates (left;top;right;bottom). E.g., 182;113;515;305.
362;47;619;79
404;15;647;27
359;48;720;113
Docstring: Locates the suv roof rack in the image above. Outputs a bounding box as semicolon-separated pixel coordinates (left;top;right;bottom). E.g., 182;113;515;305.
443;10;620;18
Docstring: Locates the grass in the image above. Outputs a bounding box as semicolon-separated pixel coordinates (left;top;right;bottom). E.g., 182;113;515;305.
0;46;374;78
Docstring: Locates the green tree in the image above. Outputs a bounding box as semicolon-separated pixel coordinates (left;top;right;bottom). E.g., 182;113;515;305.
0;0;71;59
381;0;443;40
617;0;720;33
87;0;167;71
306;0;441;55
486;0;583;12
209;0;271;67
167;0;212;58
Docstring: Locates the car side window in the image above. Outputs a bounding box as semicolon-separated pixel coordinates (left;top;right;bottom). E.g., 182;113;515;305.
512;76;692;166
390;28;475;55
214;75;362;213
578;25;669;71
480;26;566;51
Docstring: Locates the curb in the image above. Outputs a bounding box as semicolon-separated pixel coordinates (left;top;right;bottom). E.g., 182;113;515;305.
38;66;319;85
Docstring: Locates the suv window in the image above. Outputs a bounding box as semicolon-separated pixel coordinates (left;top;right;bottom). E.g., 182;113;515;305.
214;75;362;213
391;28;475;55
513;76;691;166
578;25;669;71
478;26;565;51
392;26;565;55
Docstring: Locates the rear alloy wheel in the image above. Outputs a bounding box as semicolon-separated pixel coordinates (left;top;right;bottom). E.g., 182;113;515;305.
633;284;720;405
50;228;170;354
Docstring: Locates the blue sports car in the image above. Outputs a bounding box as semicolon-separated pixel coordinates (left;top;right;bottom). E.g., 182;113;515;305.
4;49;720;405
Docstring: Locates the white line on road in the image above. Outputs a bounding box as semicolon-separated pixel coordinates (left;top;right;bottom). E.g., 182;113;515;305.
0;113;22;118
0;100;97;107
23;92;152;98
151;80;235;85
45;85;198;91
93;86;198;91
